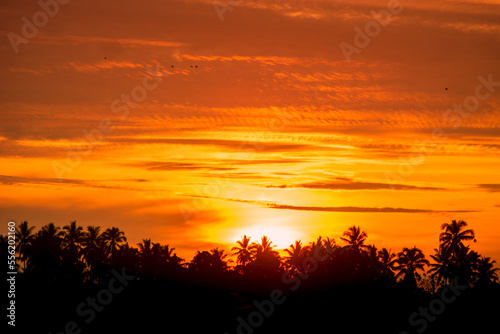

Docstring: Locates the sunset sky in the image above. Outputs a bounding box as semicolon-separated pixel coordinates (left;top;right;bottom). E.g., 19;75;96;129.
1;0;499;262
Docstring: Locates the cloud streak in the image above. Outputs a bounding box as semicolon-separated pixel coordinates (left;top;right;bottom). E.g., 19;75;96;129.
264;178;447;191
184;195;476;214
476;184;500;192
0;175;147;191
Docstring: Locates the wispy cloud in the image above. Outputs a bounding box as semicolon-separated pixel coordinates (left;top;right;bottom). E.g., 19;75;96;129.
264;178;447;191
0;175;147;191
108;137;312;152
476;184;500;192
37;35;188;48
65;60;147;73
184;195;476;214
127;161;235;171
127;158;307;171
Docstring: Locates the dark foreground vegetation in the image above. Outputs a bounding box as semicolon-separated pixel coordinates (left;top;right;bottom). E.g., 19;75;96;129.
3;220;499;333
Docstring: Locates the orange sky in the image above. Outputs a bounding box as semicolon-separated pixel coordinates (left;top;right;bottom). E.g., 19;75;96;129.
1;0;499;262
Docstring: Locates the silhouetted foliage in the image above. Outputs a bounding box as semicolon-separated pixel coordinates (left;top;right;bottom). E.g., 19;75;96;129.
10;219;500;333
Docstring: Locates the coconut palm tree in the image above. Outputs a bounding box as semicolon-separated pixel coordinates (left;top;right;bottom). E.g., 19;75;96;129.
248;236;282;277
137;239;161;276
26;223;63;277
307;236;330;260
62;221;84;252
113;243;140;274
395;247;430;288
82;226;105;250
189;248;231;272
15;221;36;269
190;250;213;272
378;248;396;271
37;223;64;256
454;245;480;285
232;235;253;266
210;247;231;272
439;220;475;257
284;240;307;269
378;248;397;278
137;238;153;258
39;223;64;239
103;227;127;255
428;247;453;285
340;225;368;253
250;236;279;258
81;226;106;276
475;257;499;287
161;244;184;267
322;237;336;255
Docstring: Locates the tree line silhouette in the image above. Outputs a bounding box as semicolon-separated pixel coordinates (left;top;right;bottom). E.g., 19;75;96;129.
2;219;499;334
2;219;498;289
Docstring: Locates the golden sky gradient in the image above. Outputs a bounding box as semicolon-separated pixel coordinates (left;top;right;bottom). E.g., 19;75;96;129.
1;0;499;261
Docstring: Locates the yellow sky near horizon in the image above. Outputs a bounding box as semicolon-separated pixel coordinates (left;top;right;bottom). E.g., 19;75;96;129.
1;0;499;262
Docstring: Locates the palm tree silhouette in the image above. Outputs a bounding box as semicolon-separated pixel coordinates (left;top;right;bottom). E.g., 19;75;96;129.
82;225;105;252
103;227;127;255
190;250;212;272
113;242;139;274
340;225;368;253
284;240;307;270
250;236;278;257
439;220;475;257
475;257;499;287
137;238;154;274
210;247;232;271
247;236;282;277
40;222;64;239
15;221;36;270
62;221;84;253
81;225;106;280
428;247;453;285
232;235;253;266
377;248;397;279
138;239;175;277
395;247;430;288
160;244;184;267
189;248;231;273
138;238;153;257
26;223;63;279
454;245;480;285
378;248;396;271
430;221;478;286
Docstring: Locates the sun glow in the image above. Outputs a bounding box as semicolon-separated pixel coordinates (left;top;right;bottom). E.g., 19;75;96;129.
229;221;302;250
